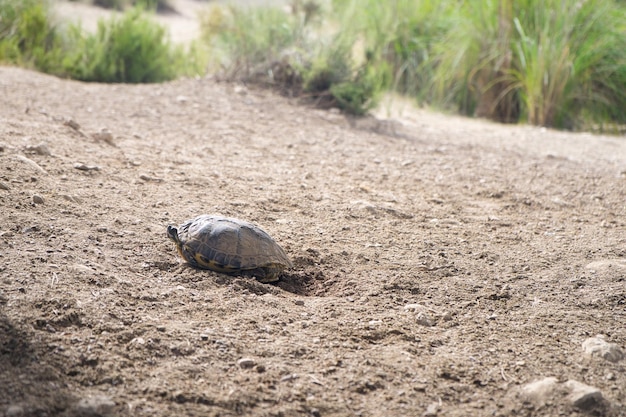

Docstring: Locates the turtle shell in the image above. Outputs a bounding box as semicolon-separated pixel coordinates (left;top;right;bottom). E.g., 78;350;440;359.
167;215;292;282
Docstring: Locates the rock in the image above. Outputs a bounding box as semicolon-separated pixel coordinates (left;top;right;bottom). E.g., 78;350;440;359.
139;174;163;182
61;194;82;204
237;358;256;369
5;404;25;417
423;401;440;416
75;395;115;416
520;377;559;406
564;380;604;410
32;194;44;204
16;155;47;174
64;118;81;131
93;128;115;145
74;163;100;171
25;143;51;156
582;336;624;363
0;181;10;190
416;311;434;327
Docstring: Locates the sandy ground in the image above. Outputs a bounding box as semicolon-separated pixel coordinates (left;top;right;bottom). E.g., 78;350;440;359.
1;2;626;416
1;64;625;416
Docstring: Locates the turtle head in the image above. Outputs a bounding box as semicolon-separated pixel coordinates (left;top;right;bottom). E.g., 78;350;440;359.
166;225;180;244
167;225;196;266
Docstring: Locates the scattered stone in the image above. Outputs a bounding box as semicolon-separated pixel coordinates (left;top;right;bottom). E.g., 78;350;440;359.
21;225;39;234
520;377;559;407
280;373;298;382
32;194;44;204
16;155;47;174
139;174;163;182
404;303;426;311
237;358;256;369
70;264;95;274
0;181;9;190
564;380;604;410
582;336;624;363
25;143;51;156
423;401;440;416
64;118;82;132
416;311;434;327
61;194;82;204
5;404;25;417
405;303;437;326
74;162;100;171
93;128;115;145
368;319;383;328
294;299;305;306
129;337;145;346
74;394;116;416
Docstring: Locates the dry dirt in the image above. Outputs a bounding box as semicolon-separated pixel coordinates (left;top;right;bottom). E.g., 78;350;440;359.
0;63;625;417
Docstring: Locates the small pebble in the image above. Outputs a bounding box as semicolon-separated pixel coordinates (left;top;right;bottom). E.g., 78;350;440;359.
61;194;82;204
0;181;10;190
32;194;44;204
423;401;440;416
237;358;256;369
582;336;624;363
64;118;81;131
25;143;51;156
139;174;163;182
368;320;383;328
294;299;305;306
74;163;100;171
416;312;434;327
93;129;114;145
564;380;604;410
520;377;559;406
74;395;115;416
5;404;25;417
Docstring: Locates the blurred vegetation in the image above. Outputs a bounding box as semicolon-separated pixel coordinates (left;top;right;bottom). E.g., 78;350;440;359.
62;8;183;82
198;1;389;114
431;0;626;130
0;0;188;82
1;0;625;125
88;0;174;13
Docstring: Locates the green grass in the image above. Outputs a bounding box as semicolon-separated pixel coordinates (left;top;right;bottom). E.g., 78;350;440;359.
1;0;625;127
431;0;626;129
0;0;188;83
63;8;183;83
198;3;388;114
0;0;65;74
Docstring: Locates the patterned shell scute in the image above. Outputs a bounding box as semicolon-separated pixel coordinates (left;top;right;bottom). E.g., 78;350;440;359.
179;215;292;271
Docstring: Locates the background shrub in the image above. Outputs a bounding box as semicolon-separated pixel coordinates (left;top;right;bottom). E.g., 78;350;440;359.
62;7;183;83
0;0;65;74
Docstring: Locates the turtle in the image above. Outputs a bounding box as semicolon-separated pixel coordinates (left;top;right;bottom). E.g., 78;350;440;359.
166;215;292;283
